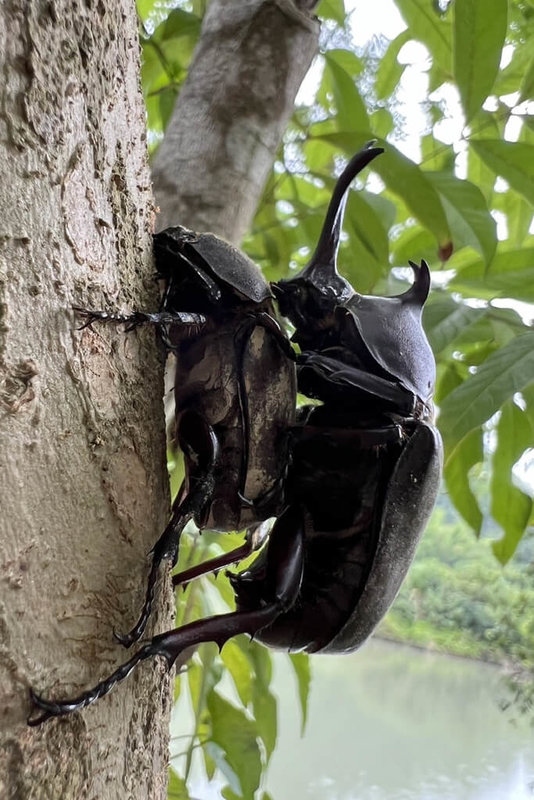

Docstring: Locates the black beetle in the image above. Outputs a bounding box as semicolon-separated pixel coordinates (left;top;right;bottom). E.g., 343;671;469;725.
234;144;442;653
28;225;298;724
29;146;441;723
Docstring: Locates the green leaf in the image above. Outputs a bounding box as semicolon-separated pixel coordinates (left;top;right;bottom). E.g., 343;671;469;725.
503;191;534;248
443;427;484;535
375;31;410;100
324;52;369;131
252;684;277;763
520;50;534;101
435;360;465;406
140;40;168;95
242;639;273;686
449;248;534;302
207;742;241;797
221;639;253;707
454;0;507;122
346;192;389;265
491;401;533;563
438;333;534;454
168;769;191;800
208;692;262;800
370;107;394;139
136;0;158;24
159;86;178;132
240;641;278;764
493;37;534;96
342;192;389;291
221;789;242;800
421;133;455;172
470;140;534;206
395;0;452;74
289;652;311;735
360;189;397;232
426;172;497;264
317;0;346;25
327;48;363;78
391;226;436;267
522;383;534;433
371;143;451;250
158;8;202;41
423;295;487;355
466;112;500;203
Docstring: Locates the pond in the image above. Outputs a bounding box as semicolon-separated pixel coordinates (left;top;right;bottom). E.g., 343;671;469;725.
265;640;534;800
172;639;534;799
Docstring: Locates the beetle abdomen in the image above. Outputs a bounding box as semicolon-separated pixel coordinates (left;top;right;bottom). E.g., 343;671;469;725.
235;421;441;654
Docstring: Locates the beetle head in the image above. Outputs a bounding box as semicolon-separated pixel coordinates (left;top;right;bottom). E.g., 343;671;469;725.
273;143;383;346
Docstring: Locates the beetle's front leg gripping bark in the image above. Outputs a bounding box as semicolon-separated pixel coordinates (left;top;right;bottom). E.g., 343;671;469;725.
28;518;304;726
73;307;206;340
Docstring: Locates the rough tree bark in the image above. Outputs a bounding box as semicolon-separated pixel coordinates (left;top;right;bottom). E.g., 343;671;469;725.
0;1;172;798
152;0;320;242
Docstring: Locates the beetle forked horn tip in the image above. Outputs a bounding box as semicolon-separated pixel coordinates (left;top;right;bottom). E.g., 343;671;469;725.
404;259;431;305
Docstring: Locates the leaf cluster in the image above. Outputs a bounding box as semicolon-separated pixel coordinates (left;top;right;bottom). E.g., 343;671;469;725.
166;526;309;800
381;490;534;719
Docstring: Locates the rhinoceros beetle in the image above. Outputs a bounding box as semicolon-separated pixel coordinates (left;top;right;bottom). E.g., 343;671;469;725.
260;143;443;652
28;145;441;724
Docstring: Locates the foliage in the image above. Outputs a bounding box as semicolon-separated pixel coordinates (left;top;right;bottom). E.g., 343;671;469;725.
137;0;534;797
166;524;309;800
381;488;534;717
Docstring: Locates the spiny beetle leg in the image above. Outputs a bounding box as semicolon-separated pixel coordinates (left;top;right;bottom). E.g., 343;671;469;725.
73;307;206;340
172;540;253;591
28;513;304;726
114;467;217;648
172;520;271;590
297;351;416;414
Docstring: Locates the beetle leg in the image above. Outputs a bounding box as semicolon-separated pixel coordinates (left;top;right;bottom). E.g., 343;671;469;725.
298;351;416;414
28;509;304;725
112;476;213;648
73;307;206;346
171;519;271;590
114;423;219;648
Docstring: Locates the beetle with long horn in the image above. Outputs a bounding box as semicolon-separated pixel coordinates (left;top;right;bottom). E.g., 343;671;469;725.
28;144;441;723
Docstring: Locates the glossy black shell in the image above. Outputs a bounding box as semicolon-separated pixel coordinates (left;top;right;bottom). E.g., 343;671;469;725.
155;226;272;304
157;225;295;533
339;261;435;406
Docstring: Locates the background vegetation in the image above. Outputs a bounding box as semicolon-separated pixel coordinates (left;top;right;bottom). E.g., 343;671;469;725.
136;0;534;797
381;490;534;710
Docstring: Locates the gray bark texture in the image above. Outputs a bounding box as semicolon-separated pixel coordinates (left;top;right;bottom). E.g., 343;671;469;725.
0;1;173;798
152;0;320;242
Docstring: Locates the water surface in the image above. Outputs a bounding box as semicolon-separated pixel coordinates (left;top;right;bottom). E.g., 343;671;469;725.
265;640;534;800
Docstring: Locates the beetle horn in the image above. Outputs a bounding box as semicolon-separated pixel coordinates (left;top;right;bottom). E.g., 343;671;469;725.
297;142;384;291
400;260;431;307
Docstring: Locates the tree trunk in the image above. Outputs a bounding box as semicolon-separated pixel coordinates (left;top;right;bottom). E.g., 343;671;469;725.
0;1;172;797
152;0;319;243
